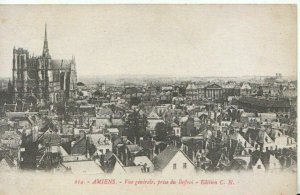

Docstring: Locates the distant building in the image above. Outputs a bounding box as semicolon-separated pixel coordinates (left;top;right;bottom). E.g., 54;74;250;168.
240;83;252;96
238;97;290;113
12;24;77;103
204;84;223;100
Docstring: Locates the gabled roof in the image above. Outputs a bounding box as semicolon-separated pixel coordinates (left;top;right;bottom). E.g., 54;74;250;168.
147;110;160;119
0;156;15;169
153;145;180;170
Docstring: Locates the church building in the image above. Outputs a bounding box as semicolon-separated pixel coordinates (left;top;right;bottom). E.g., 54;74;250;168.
11;25;77;104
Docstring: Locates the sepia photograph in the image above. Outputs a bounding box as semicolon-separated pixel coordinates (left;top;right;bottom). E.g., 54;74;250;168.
0;4;297;195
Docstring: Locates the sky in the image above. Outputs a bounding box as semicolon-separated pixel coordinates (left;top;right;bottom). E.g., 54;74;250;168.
0;5;297;78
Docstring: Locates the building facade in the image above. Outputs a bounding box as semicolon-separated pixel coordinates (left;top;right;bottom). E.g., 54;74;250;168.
12;25;77;104
204;84;223;100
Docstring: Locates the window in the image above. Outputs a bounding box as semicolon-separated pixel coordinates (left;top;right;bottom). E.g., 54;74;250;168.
257;165;261;169
183;163;187;169
106;149;110;153
173;163;177;170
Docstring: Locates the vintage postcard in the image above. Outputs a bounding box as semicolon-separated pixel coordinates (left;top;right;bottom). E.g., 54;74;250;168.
0;4;297;195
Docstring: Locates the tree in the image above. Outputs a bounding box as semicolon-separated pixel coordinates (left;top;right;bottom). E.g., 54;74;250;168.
125;110;148;143
257;86;264;96
93;90;102;97
77;82;85;86
78;91;84;97
155;122;167;141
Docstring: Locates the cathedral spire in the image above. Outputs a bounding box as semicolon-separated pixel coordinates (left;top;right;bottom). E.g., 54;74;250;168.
42;23;50;58
44;23;47;41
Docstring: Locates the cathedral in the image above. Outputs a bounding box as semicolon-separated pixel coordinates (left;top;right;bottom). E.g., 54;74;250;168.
11;25;77;104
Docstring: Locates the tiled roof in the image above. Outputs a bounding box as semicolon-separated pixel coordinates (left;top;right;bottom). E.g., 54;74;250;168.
153;145;180;170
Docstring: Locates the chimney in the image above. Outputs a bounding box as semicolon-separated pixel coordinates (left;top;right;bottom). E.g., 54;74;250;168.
139;137;143;147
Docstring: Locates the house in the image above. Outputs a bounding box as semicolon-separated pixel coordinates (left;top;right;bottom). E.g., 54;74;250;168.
147;111;164;136
89;134;112;155
274;135;297;150
0;131;22;148
258;113;277;123
107;128;119;136
133;156;154;173
153;145;196;174
171;122;181;137
110;154;144;174
240;112;256;123
260;131;276;151
186;83;199;101
155;105;171;116
240;83;252;96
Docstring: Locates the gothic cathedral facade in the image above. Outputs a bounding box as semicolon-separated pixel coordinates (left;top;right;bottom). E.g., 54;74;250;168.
11;25;77;104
